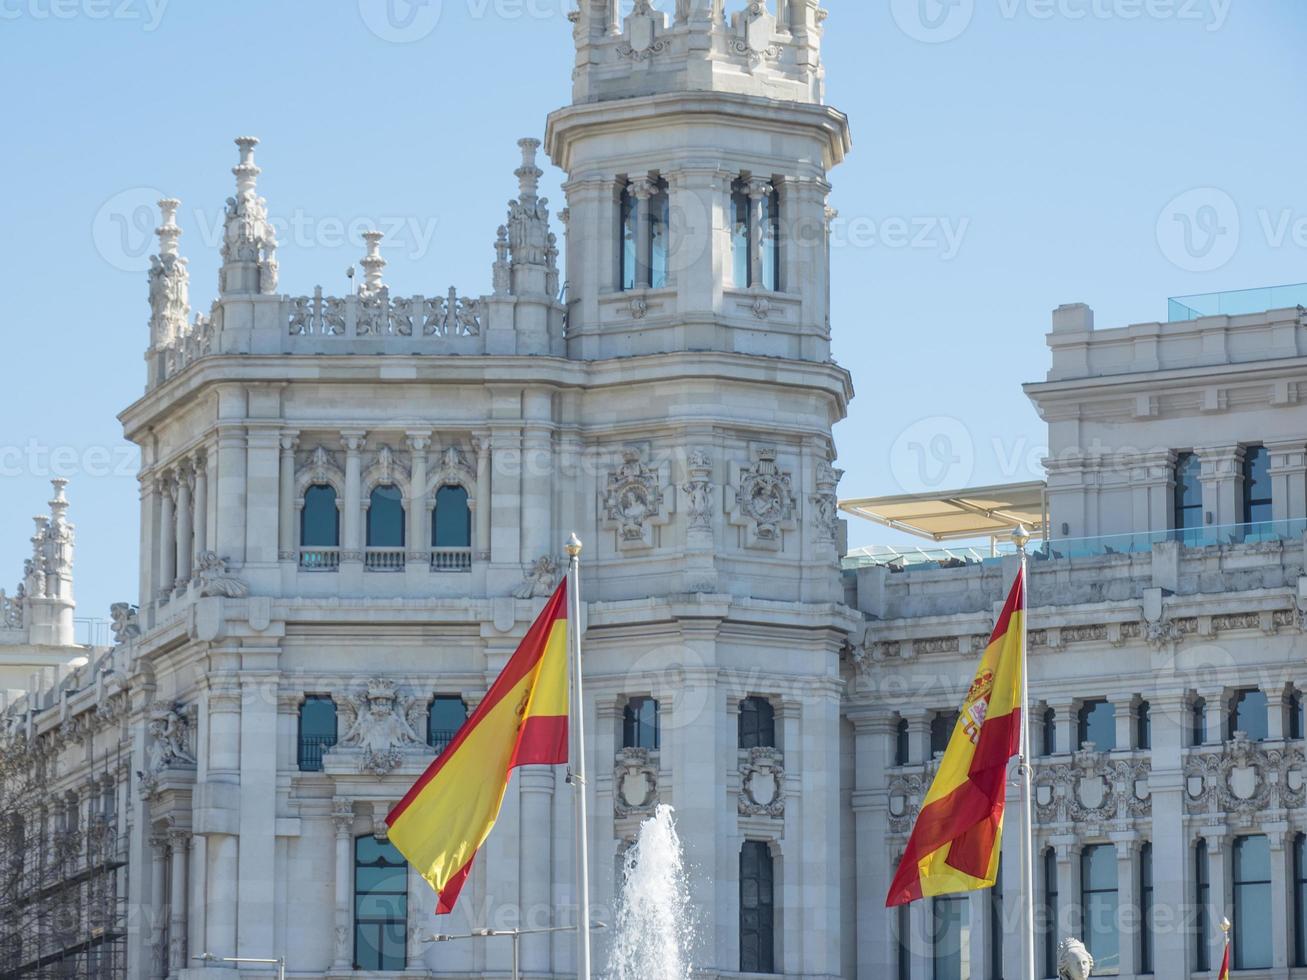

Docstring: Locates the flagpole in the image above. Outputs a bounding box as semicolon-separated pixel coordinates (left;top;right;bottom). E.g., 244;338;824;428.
565;533;593;980
1013;525;1036;980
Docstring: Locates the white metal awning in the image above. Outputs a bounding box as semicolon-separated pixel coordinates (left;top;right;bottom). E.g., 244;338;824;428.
839;481;1048;542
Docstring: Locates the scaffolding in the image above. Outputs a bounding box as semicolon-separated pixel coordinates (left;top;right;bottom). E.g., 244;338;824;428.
0;742;128;980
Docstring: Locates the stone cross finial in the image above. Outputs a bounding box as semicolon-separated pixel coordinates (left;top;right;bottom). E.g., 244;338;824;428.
360;231;386;295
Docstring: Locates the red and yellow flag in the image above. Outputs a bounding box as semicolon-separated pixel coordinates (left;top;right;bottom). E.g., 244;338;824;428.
387;581;570;913
886;567;1026;906
1218;942;1230;980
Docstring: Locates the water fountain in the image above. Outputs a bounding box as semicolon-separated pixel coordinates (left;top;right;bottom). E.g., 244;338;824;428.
606;804;696;979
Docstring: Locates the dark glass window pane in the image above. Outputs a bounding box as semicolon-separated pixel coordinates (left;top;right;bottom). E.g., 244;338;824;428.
1295;835;1307;967
1136;701;1152;750
931;712;958;756
1080;845;1119;971
898;903;912;980
1234;836;1272;970
620;188;636;291
355;835;407;972
298;696;338;772
739;841;774;973
428;696;467;754
1077;700;1116;751
301;485;340;547
650;184;669;290
1195;841;1210;971
623;697;660;750
367;485;405;548
1242;445;1272;526
1042;708;1057;756
1140;843;1154;974
432;485;471;548
1230;689;1269;742
896;718;910;766
1192;698;1208;746
1043;850;1058;979
1174;452;1203;537
931;895;970;980
731;183;750;288
1292;692;1305;741
739;697;776;750
761;189;780;292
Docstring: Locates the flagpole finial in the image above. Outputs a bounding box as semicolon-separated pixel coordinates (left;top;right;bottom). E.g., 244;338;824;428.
565;533;583;559
1012;524;1030;552
1221;916;1231;936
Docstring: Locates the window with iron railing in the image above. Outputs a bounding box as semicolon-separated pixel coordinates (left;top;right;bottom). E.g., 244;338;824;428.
427;696;468;756
298;696;338;772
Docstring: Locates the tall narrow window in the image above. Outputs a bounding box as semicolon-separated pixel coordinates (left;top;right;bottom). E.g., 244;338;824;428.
621;187;638;291
931;894;970;980
1295;834;1307;967
1173;452;1203;542
649;182;669;290
895;718;911;766
427;696;467;756
760;186;780;292
739;697;776;749
1229;689;1269;742
1140;843;1154;975
1042;849;1059;979
301;485;340;546
298;696;338;772
931;712;958;757
740;841;775;974
897;902;912;980
731;182;751;288
1192;697;1208;746
1242;445;1272;527
730;179;781;291
1292;690;1305;741
623;697;660;750
354;835;408;970
1136;701;1152;750
989;860;1004;980
1194;840;1211;971
432;486;471;548
619;179;669;291
1077;700;1116;751
1233;835;1272;970
1041;708;1057;756
366;485;405;547
1080;845;1120;971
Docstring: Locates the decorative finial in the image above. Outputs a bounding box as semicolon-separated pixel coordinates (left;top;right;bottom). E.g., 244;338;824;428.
1221;917;1231;936
516;137;543;201
565;533;583;559
1012;524;1030;552
233;136;262;192
360;231;386;295
156;199;182;258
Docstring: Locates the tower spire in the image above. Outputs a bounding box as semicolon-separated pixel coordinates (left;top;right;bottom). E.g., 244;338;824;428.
147;198;191;358
359;231;387;296
220;136;279;295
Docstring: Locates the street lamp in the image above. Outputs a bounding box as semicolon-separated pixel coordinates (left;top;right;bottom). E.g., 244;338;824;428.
192;953;286;980
424;921;607;980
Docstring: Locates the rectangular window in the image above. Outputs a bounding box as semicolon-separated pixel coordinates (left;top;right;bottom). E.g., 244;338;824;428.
1041;708;1057;756
298;696;338;772
623;697;660;750
1229;689;1269;742
931;895;970;980
989;860;1004;980
649;183;670;290
354;835;408;971
1077;700;1116;752
1242;445;1272;527
1080;845;1119;972
1136;701;1152;750
740;841;775;973
739;697;776;750
760;187;780;292
1292;691;1305;741
897;902;912;980
931;712;959;757
620;186;637;291
1173;452;1204;542
731;183;751;288
1195;841;1210;972
1140;843;1154;974
1192;697;1208;747
1042;850;1058;978
1234;835;1272;970
895;718;911;767
1295;835;1307;967
427;696;467;756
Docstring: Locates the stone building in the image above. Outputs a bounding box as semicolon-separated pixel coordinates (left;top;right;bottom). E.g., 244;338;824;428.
2;3;855;978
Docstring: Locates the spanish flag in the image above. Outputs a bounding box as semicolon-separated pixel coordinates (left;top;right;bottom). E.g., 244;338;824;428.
886;567;1026;906
1218;941;1230;980
387;581;571;913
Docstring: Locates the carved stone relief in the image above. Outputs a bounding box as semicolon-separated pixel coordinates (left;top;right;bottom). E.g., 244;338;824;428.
729;447;797;551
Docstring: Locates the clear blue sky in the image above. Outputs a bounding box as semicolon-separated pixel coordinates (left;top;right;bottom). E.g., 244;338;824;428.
1;1;1304;629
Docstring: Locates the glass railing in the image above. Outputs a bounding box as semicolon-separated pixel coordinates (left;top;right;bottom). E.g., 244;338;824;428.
1038;519;1307;560
1168;283;1307;322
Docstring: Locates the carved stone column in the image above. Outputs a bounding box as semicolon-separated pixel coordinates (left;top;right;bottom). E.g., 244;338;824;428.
332;801;355;970
167;829;191;973
148;832;168;980
278;432;298;561
1054;840;1079;942
630;177;657;290
341;430;367;561
191;451;208;568
157;473;176;602
1269;826;1292;971
1204;832;1231;971
1266;440;1307;523
406;433;430;563
747;178;773;289
173;463;192;593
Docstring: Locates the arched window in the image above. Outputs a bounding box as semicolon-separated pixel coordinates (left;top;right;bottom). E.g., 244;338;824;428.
738;697;776;750
298;696;338;772
1242;445;1272;527
354;835;408;970
366;485;405;548
739;841;775;974
301;485;340;547
427;696;468;755
1229;689;1269;742
1173;452;1203;540
1077;699;1116;751
432;485;471;549
622;697;659;750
